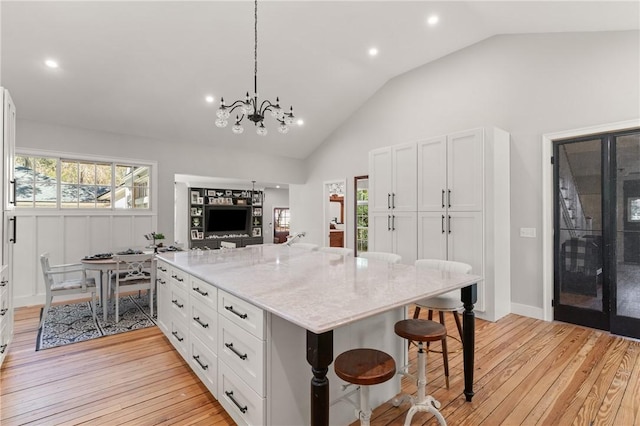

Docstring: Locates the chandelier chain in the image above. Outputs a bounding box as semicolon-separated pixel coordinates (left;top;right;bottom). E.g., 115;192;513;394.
254;0;258;86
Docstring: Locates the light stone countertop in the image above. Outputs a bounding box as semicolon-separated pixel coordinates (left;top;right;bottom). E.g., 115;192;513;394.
157;245;482;334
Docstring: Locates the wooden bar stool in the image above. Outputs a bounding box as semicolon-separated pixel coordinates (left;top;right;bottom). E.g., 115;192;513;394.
334;348;397;426
394;319;448;426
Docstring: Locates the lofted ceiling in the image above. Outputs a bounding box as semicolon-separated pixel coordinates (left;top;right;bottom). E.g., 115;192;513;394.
2;1;639;160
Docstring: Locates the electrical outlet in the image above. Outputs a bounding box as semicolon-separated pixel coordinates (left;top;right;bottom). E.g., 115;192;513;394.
520;228;536;238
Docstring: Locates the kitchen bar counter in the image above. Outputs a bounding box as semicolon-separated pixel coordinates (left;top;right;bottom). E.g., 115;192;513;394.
157;245;480;425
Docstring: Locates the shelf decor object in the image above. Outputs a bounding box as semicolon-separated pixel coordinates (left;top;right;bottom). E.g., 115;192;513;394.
215;0;296;136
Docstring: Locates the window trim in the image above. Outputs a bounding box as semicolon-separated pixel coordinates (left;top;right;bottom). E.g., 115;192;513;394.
15;148;158;214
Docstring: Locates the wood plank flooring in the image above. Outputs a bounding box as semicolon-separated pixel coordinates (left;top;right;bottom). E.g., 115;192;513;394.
1;304;638;425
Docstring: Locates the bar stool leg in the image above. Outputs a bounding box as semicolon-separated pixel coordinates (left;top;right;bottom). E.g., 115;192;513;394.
403;342;447;426
359;385;371;426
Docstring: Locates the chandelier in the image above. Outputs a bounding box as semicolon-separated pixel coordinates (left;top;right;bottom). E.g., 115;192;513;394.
215;0;295;136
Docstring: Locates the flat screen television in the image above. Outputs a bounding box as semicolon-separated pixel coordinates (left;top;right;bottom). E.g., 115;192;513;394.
206;207;250;233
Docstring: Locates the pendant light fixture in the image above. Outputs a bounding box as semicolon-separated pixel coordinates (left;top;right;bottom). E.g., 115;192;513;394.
215;0;295;136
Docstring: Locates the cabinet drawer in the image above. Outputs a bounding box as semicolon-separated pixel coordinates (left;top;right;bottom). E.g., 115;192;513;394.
156;260;170;277
169;267;188;291
219;317;265;396
190;276;217;308
218;290;265;340
169;284;190;324
189;334;218;398
168;319;189;360
189;297;217;352
156;280;170;334
219;360;265;426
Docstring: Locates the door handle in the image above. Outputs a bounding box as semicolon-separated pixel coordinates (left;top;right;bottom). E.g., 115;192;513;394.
448;215;452;234
387;215;391;231
391;215;396;231
442;190;445;209
387;193;391;209
441;215;445;234
448;189;451;208
391;193;396;209
9;217;17;243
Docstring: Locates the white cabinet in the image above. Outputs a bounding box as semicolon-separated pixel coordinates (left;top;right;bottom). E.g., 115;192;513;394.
0;87;16;368
368;143;417;263
155;261;170;333
417;127;511;321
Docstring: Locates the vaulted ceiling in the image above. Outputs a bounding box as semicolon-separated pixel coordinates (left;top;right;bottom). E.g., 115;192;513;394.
2;1;638;160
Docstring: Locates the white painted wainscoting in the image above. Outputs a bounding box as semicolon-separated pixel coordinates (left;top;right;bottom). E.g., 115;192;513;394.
12;211;157;307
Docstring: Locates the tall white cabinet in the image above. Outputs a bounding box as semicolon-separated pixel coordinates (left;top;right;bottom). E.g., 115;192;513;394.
369;127;511;321
0;87;16;367
368;142;417;264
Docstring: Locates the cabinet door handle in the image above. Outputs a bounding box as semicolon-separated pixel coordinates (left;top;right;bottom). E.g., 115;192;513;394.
391;215;396;231
192;287;208;297
0;308;7;316
448;215;452;234
171;330;184;342
442;190;445;208
441;215;445;234
193;316;209;328
158;266;167;272
171;299;184;309
0;280;7;287
387;193;391;209
392;193;396;209
171;275;184;282
156;278;166;285
387;215;391;231
192;355;209;370
225;342;248;360
0;344;7;354
9;217;16;244
225;305;248;319
10;179;16;206
448;189;451;208
225;391;248;414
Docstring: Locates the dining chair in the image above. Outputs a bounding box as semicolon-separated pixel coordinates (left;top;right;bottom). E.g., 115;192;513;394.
357;251;402;264
111;253;155;322
39;253;98;328
413;259;472;343
289;243;319;251
318;246;354;256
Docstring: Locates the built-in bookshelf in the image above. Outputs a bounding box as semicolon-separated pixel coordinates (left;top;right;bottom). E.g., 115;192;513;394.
188;187;263;249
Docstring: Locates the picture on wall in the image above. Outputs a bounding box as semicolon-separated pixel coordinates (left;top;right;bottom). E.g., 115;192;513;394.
191;207;202;216
191;217;201;227
190;230;202;240
252;192;262;206
253;227;262;237
191;191;200;204
253;207;262;216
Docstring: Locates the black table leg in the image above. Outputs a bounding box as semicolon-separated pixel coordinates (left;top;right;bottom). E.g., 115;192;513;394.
307;330;333;426
461;284;477;402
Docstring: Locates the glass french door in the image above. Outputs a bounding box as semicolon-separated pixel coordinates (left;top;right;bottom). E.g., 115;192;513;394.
553;129;640;339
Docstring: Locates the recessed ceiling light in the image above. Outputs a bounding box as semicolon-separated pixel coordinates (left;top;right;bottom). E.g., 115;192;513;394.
297;119;304;126
276;185;281;189
427;15;439;26
368;47;378;57
44;59;59;69
205;95;215;103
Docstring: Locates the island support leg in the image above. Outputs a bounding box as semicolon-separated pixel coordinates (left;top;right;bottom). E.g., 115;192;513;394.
307;330;334;426
461;284;477;402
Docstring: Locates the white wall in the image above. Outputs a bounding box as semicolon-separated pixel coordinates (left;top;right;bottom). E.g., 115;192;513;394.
290;31;640;315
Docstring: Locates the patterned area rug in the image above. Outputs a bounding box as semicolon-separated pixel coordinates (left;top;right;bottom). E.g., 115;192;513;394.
36;294;156;350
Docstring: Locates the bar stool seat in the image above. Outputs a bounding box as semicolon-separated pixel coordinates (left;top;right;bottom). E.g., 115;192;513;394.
394;319;448;426
334;348;396;426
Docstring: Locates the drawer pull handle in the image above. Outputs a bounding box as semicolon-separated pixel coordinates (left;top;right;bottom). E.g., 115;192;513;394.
0;280;7;287
224;305;248;320
225;391;248;414
156;278;166;285
172;300;184;309
225;342;248;360
171;331;184;342
171;274;184;282
0;309;7;316
193;287;209;297
192;355;208;370
0;344;7;354
193;316;209;328
158;266;167;272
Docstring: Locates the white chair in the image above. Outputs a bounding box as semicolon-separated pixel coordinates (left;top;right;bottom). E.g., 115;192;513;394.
318;246;354;256
289;243;319;251
358;251;401;264
413;259;472;343
39;253;97;328
111;253;155;322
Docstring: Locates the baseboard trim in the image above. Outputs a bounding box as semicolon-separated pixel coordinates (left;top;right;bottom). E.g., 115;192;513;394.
511;302;546;320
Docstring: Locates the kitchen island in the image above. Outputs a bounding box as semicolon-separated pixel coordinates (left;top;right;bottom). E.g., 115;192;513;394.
156;245;479;425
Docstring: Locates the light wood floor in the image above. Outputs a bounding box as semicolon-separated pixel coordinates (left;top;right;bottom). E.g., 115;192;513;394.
1;304;639;425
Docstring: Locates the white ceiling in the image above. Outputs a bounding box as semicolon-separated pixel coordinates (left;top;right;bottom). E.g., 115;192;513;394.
2;1;639;160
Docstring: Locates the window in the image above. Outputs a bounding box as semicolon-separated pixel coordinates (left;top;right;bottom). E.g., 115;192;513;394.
15;154;151;210
355;176;369;254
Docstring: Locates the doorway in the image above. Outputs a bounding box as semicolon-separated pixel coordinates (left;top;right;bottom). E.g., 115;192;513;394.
553;129;640;339
273;207;290;244
354;175;368;256
323;180;346;248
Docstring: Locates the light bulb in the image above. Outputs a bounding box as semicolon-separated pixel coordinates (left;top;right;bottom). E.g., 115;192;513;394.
232;123;244;134
278;123;289;134
215;118;228;128
216;107;230;119
256;123;268;136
